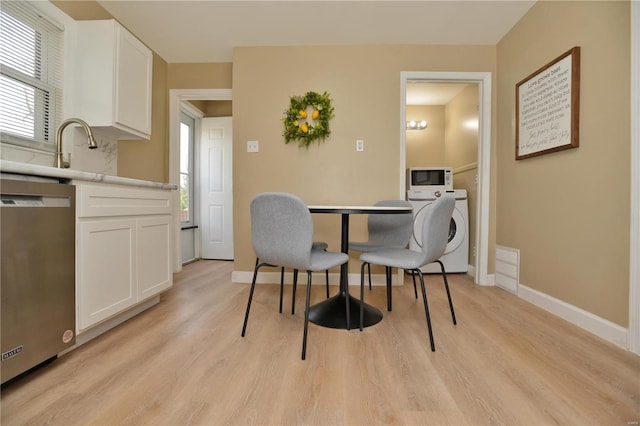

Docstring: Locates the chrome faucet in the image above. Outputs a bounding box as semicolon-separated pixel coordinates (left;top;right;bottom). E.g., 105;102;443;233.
54;118;98;168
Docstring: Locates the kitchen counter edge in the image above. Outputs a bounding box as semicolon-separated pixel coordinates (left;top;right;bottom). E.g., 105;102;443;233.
0;160;177;190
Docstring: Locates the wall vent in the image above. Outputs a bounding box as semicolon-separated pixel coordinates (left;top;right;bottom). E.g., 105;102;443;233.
495;245;519;294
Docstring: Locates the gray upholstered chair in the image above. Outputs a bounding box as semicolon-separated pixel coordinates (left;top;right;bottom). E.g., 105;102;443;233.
349;200;414;292
241;192;349;360
279;241;329;315
358;195;457;352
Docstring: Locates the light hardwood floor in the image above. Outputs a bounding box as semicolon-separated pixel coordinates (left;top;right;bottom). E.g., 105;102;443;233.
2;260;639;425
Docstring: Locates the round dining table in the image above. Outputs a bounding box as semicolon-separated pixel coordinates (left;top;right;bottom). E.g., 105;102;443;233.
307;205;413;329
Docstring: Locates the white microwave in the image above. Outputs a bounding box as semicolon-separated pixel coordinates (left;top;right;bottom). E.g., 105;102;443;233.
407;167;453;190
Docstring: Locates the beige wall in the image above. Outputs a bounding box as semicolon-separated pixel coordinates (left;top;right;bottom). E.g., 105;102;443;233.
496;1;630;326
167;63;232;89
118;52;168;182
406;105;445;167
232;45;496;272
446;84;480;268
445;84;479;168
187;100;233;117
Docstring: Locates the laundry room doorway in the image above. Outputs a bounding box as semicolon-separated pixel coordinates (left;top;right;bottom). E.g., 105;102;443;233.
400;72;492;286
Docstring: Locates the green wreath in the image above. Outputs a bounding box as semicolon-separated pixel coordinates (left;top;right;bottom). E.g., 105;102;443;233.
282;91;334;148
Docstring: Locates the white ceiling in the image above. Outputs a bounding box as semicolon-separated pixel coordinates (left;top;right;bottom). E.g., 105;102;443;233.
97;0;535;64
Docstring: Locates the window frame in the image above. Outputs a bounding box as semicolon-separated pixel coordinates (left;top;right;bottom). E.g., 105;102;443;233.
179;110;197;227
0;0;66;153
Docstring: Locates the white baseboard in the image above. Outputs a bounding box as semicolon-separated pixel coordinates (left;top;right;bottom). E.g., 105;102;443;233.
518;284;628;349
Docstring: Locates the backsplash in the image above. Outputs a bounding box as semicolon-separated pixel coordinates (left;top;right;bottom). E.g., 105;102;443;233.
0;127;117;175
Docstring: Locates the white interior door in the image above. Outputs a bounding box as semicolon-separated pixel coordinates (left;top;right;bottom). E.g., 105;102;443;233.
199;117;233;259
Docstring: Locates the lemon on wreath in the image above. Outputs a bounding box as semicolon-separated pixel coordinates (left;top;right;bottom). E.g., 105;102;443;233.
299;110;308;119
312;110;320;120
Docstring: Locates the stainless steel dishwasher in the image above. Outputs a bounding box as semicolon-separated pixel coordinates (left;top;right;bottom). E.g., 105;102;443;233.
1;174;76;384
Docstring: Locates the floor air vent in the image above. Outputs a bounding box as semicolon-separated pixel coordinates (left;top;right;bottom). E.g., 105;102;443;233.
495;245;519;294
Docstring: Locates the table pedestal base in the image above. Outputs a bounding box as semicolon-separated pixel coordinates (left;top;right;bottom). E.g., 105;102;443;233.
308;292;382;329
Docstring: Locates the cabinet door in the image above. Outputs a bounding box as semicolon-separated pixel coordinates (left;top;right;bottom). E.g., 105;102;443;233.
77;219;137;331
137;216;172;301
114;24;153;138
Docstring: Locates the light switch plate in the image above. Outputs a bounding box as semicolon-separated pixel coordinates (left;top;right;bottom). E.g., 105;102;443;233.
247;140;259;152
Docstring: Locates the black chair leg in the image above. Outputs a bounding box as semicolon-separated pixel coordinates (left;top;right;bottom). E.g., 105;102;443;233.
291;269;299;315
412;272;418;299
386;266;393;311
416;269;436;352
325;269;330;298
368;263;372;291
242;258;261;337
360;262;367;331
279;267;285;313
437;260;457;325
302;271;313;360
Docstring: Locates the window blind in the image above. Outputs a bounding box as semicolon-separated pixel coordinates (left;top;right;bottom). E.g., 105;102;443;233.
0;1;64;150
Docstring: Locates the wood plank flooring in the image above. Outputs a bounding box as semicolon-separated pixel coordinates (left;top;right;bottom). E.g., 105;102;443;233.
2;260;639;425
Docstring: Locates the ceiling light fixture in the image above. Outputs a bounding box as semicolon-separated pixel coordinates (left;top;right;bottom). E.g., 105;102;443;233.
406;120;428;130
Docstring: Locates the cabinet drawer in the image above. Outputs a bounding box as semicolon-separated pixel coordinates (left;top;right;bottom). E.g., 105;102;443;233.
77;182;171;218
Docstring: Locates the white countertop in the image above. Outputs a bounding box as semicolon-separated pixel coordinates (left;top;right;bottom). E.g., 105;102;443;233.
0;160;177;190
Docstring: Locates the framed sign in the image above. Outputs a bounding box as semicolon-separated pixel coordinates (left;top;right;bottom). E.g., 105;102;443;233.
516;47;580;160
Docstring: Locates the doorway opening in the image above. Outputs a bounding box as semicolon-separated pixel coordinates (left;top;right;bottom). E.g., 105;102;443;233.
400;72;492;285
169;89;233;272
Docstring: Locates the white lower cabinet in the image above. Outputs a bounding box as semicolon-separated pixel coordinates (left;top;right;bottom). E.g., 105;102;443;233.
78;219;137;329
75;182;173;333
137;216;172;300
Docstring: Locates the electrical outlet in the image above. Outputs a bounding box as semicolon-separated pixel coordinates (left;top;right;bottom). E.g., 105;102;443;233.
356;139;364;152
247;140;259;153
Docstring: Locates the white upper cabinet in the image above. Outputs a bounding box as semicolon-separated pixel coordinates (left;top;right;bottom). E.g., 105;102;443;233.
69;20;152;140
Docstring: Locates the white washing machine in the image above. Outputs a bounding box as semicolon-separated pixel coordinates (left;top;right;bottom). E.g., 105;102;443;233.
408;188;469;273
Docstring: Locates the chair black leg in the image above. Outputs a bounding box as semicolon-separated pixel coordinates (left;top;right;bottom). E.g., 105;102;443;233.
386;266;393;311
416;269;436;352
368;263;372;291
412;272;418;299
360;262;367;331
242;258;262;337
325;269;330;298
302;271;313;360
291;269;299;315
279;267;285;313
437;260;457;325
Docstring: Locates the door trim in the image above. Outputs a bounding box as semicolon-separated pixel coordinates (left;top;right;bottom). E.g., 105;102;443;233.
169;89;232;272
400;71;492;285
629;0;639;354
